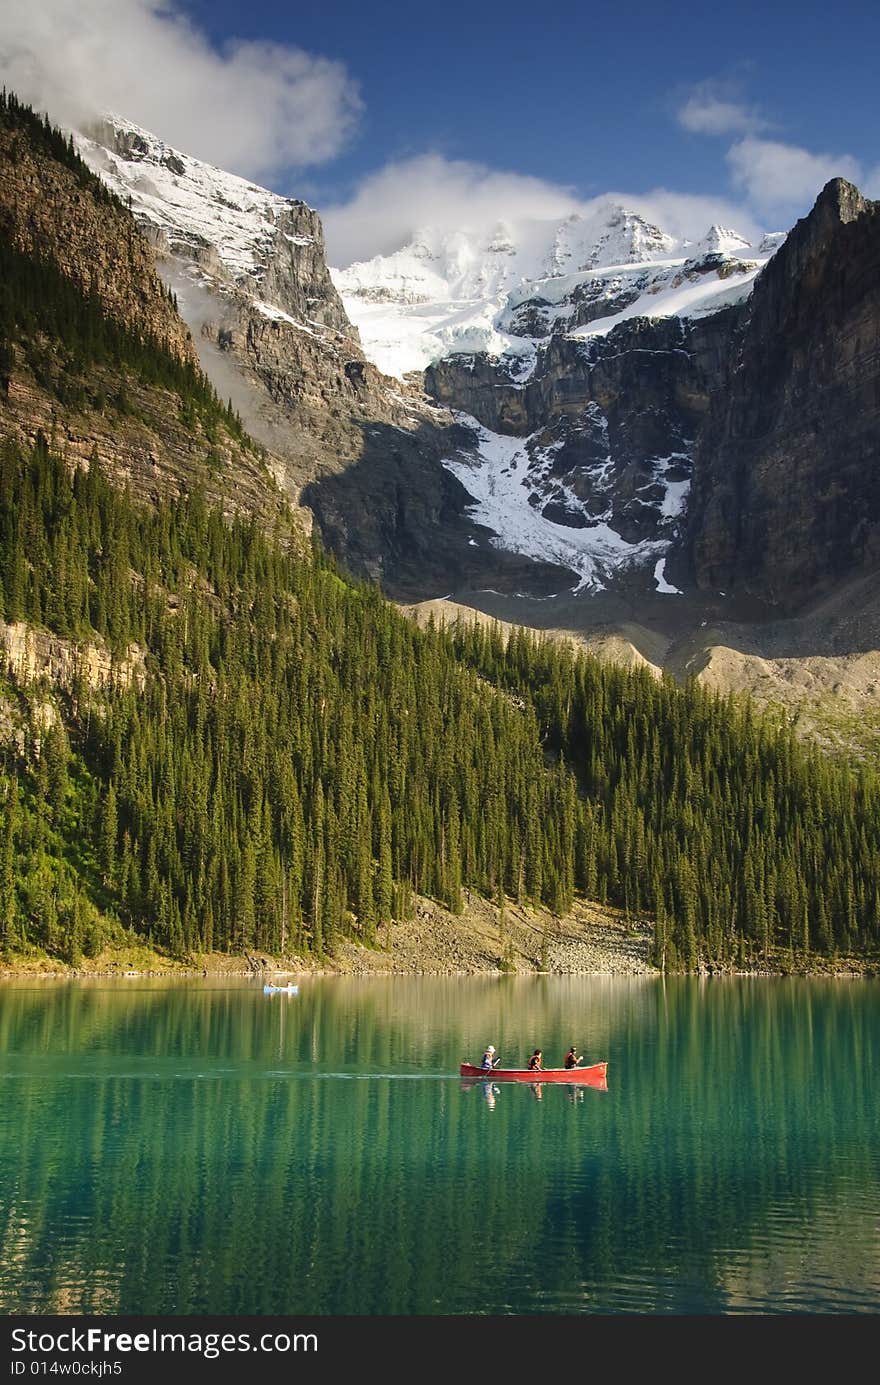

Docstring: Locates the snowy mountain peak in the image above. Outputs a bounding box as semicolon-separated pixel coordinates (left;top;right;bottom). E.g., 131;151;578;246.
586;207;677;269
72;114;351;335
74;116;318;305
535;205;676;279
333;205;783;380
693;224;754;258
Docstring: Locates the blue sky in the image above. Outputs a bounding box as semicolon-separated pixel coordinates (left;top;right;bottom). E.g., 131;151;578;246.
178;0;880;208
3;0;878;261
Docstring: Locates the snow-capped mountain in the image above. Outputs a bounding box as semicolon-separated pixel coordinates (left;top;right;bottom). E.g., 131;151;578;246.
77;118;296;281
332;208;784;381
74;116;350;335
325;204;789;595
67;112;808;606
69;115;445;514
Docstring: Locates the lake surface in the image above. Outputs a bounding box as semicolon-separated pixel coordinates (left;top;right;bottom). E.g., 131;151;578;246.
0;975;878;1315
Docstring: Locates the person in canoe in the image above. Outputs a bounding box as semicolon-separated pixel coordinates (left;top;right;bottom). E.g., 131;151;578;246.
481;1045;499;1071
527;1049;543;1072
564;1046;583;1070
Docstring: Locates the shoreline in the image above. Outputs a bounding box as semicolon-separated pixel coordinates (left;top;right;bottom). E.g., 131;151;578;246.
1;892;875;979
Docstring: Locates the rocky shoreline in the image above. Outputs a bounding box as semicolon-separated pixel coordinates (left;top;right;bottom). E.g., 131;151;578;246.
326;895;656;976
0;894;658;979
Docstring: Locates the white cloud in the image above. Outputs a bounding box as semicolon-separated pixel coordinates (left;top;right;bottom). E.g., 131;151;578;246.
676;80;869;225
322;154;583;264
322;154;763;266
0;0;361;181
727;138;863;218
677;80;766;137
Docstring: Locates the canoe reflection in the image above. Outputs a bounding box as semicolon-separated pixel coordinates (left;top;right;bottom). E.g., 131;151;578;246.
459;1080;501;1108
460;1079;590;1106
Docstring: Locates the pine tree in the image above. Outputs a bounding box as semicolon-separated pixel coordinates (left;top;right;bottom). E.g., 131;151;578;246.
0;778;19;952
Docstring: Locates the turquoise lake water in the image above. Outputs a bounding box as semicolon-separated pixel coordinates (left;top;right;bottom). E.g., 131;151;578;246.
0;975;878;1315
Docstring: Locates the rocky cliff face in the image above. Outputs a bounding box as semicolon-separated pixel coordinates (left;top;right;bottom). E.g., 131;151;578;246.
381;224;774;595
193;291;452;506
59;115;500;595
80;118;351;333
0;621;144;692
0;123;195;366
687;180;880;609
423;181;880;610
0;105;289;529
0;366;283;525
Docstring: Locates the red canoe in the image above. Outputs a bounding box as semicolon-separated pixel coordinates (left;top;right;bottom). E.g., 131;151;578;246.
460;1061;608;1089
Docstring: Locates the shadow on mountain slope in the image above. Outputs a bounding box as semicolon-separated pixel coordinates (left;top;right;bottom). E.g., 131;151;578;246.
301;417;576;602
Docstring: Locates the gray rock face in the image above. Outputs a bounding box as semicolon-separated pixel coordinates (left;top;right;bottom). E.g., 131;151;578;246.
425;310;741;566
255;201;351;334
300;417;573;600
196;290;449;505
687;180;880;609
424;181;880;611
77;117;468;538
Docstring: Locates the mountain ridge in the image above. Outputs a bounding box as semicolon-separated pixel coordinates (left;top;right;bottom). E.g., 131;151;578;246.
687;177;880;608
76;114;352;334
70;111;472;544
0;92;285;528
